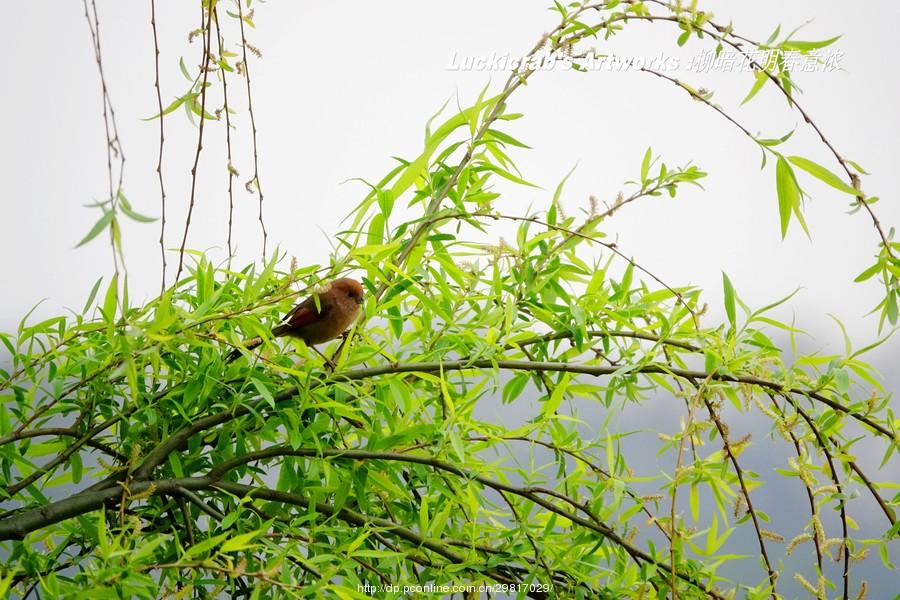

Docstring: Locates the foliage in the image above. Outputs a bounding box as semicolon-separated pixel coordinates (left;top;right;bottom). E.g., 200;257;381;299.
1;1;898;599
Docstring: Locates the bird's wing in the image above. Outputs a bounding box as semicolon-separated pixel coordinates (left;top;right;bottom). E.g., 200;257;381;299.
283;295;326;328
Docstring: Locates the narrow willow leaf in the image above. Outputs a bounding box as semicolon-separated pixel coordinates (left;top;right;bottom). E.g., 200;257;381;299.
853;261;882;283
477;162;538;188
722;272;736;329
424;97;451;142
741;70;768;106
486;128;531;149
775;157;800;238
142;93;191;121
550;164;578;225
780;35;841;52
389;93;501;201
81;277;104;314
179;56;192;81
220;531;259;553
886;291;898;325
102;273;118;323
640;147;652;185
75;210;114;248
788;155;857;195
119;202;157;223
542;373;570;417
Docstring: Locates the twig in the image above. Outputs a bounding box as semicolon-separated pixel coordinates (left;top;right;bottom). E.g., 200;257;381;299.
175;3;214;281
235;1;267;260
213;6;236;259
150;0;166;292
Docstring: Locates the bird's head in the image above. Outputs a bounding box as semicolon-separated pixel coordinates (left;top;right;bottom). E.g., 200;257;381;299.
332;277;365;305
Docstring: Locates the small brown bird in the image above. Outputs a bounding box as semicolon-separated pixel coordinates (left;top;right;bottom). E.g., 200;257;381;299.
227;277;364;362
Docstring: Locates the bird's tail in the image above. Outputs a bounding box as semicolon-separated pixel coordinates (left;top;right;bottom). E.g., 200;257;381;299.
270;323;292;337
225;336;264;362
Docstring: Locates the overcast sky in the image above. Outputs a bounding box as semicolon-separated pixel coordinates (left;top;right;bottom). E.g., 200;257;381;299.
1;2;897;351
1;1;897;595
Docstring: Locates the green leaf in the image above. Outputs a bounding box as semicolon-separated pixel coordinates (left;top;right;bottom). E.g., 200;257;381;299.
389;93;501;202
756;129;795;148
640;147;652;185
102;273;119;323
476;162;538;188
854;261;882;283
251;378;276;409
70;452;83;484
75;210;114;248
502;373;529;404
787;155;857;195
550;164;578;225
775;157;800;238
142;93;192;121
780;36;841;52
542;373;570;417
833;368;850;394
418;494;429;535
722;272;736;329
689;483;700;522
487;128;531;149
179;57;192;81
887;290;898;325
82;277;104;314
119;202;157;223
741;70;768;106
220;531;259;553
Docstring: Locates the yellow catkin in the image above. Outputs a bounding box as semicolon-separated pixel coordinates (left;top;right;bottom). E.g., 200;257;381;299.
761;529;785;543
824;537;844;560
854;580;868;600
793;574;817;595
787;533;812;556
851;548;870;562
812;514;825;544
813;485;838;496
752;395;778;419
129;482;157;501
775;420;794;443
866;393;877;413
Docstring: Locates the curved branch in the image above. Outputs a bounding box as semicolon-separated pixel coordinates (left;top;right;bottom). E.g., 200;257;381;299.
208;446;721;598
0;477;210;540
120;357;893;489
694;381;777;593
213;481;545;598
329;360;893;438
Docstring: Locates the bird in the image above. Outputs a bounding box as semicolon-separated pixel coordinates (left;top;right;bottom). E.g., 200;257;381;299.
226;277;364;362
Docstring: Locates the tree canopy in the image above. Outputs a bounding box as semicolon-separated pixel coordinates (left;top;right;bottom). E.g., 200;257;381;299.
1;1;897;598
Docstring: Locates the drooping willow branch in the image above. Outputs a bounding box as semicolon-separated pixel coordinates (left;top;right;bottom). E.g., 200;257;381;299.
150;0;166;292
175;2;214;281
235;0;267;260
691;375;778;592
27;355;887;505
82;0;127;276
0;450;726;600
590;0;891;256
213;5;237;260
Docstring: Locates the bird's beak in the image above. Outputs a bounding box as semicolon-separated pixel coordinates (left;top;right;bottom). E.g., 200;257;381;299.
356;296;364;305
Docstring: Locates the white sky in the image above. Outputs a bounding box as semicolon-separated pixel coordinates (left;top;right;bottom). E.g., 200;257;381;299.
1;1;897;361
